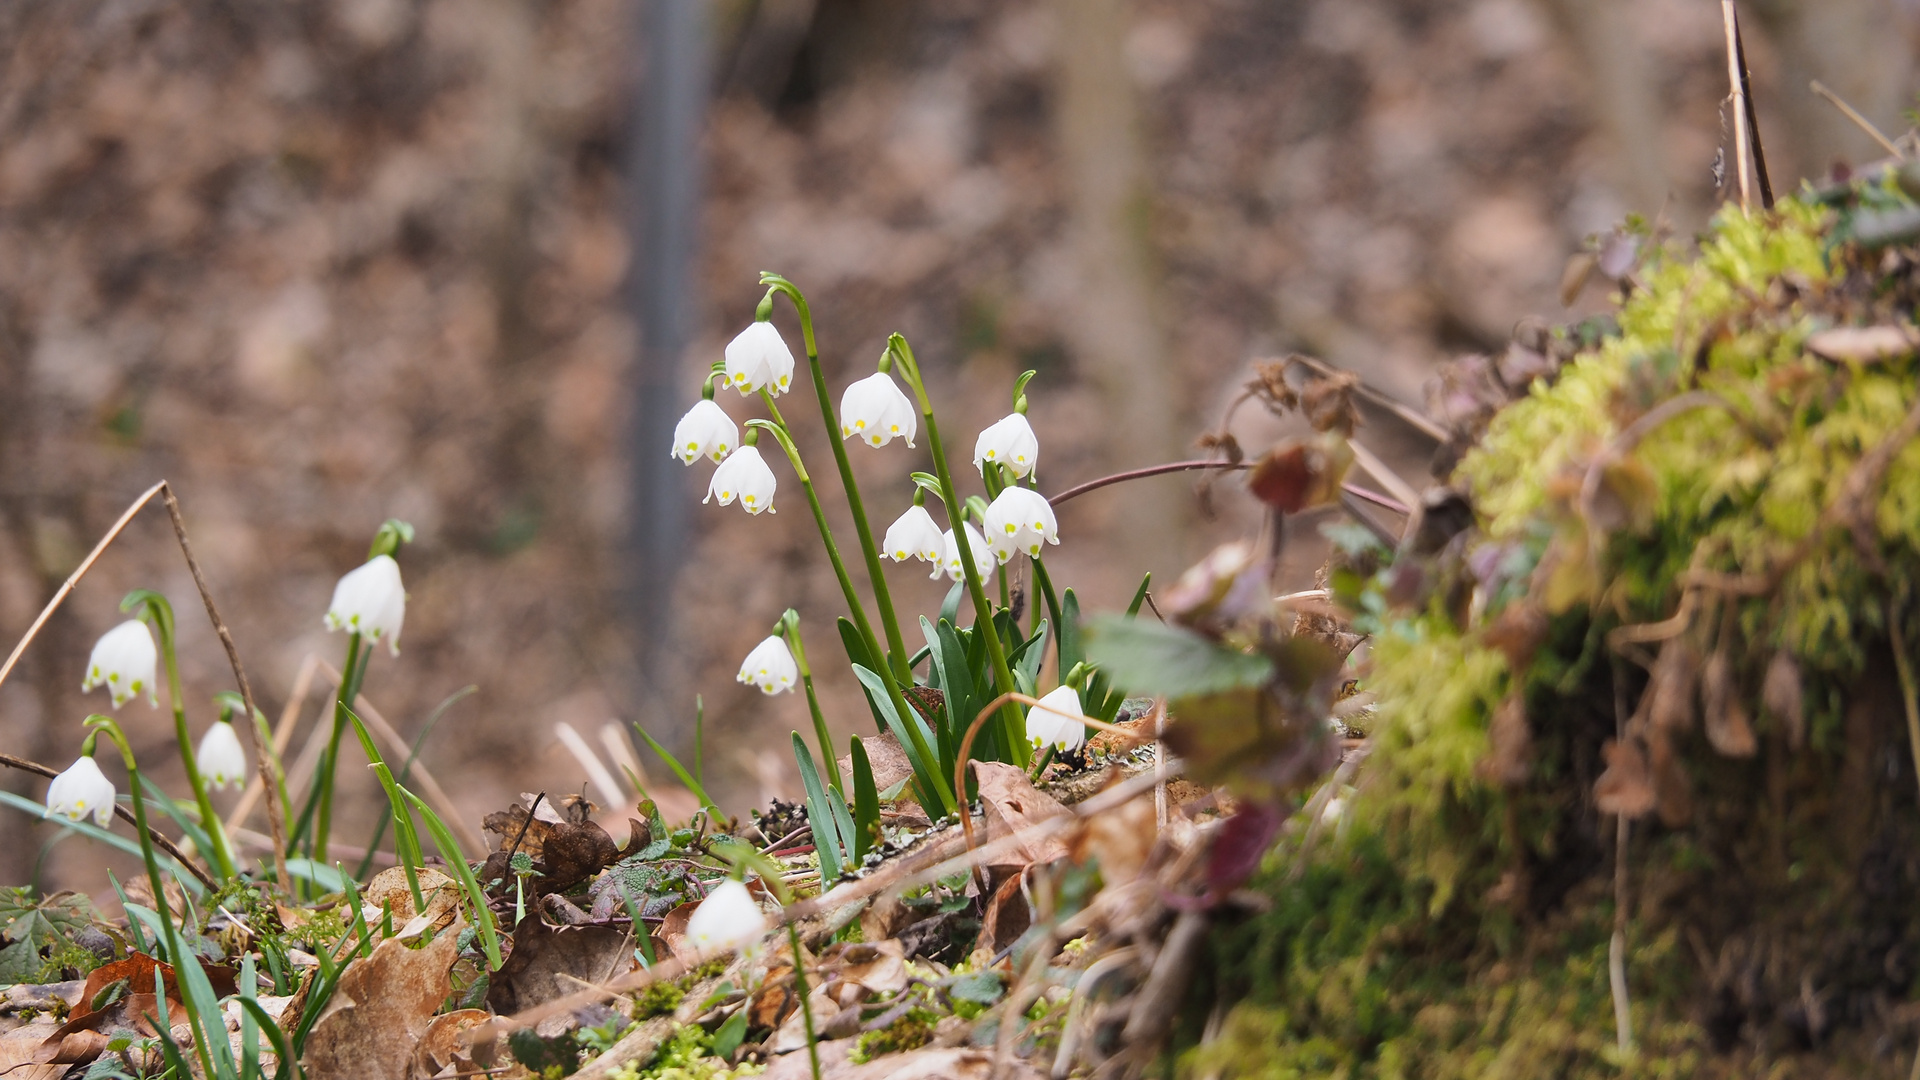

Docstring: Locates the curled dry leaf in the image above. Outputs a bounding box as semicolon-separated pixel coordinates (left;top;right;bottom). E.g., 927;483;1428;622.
408;1009;491;1080
1593;738;1655;818
1701;648;1757;758
363;867;460;936
1762;648;1806;749
1300;369;1361;435
1648;636;1700;732
1645;728;1693;828
972;760;1070;874
1479;692;1532;788
1246;433;1352;514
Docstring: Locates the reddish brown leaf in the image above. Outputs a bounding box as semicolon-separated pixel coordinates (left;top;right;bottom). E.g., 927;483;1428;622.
1593;738;1654;818
1702;648;1757;757
1206;802;1288;896
1762;648;1805;749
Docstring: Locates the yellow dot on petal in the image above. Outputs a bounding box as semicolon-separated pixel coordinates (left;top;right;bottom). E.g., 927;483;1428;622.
871;436;882;445
987;451;997;459
686;441;698;450
890;424;899;433
1005;524;1016;533
721;490;732;498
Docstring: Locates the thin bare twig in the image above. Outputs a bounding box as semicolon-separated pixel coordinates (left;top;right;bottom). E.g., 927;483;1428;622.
227;653;319;834
1721;0;1754;209
1887;598;1920;813
1283;354;1450;442
160;485;289;892
0;751;217;891
0;481;166;693
1045;457;1410;517
1810;80;1904;160
1730;7;1772;207
1346;439;1421;517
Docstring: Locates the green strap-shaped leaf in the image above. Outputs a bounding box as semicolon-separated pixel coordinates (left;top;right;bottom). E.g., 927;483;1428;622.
400;786;502;971
631;722;720;814
790;733;843;881
850;735;879;863
852;664;954;814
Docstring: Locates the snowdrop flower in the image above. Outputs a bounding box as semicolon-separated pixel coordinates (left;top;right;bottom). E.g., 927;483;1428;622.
737;635;798;695
724;322;796;396
839;372;917;448
670;399;740;465
983;486;1060;563
934;524;995;583
973;413;1039;479
324;554;407;656
1025;685;1088;754
82;620;158;709
706;444;778;514
882;505;945;565
46;755;116;828
197;720;247;791
686;879;770;954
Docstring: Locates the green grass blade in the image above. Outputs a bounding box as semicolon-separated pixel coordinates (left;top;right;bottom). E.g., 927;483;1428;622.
631;722;719;814
852;664;954;815
399;786;502;970
343;707;425;910
790;733;843;880
1127;572;1153;616
850;736;879;863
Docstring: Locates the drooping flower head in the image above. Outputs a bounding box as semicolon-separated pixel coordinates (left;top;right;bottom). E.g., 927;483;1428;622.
882;504;945;565
686;878;770;954
82;620;158;709
737;635;798;695
983;487;1060;563
324;554;407;656
935;523;995;583
1025;685;1088;753
974;413;1039;479
706;444;778;514
670;399;740;465
197;720;247;791
724;322;796;396
46;754;116;829
839;372;917;449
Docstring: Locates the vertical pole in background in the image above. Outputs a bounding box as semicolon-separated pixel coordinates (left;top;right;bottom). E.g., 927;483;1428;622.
627;0;708;732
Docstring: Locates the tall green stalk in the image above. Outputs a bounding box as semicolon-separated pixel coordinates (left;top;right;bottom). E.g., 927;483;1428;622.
311;634;367;865
124;591;236;880
760;273;913;685
780;611;844;793
889;334;1025;764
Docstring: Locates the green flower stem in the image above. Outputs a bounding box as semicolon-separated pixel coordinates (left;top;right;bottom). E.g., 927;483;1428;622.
312;633;367;866
749;416;949;810
887;334;1025;767
788;920;823;1080
782;617;844;794
1032;556;1064;643
87;717;215;1080
760;273;912;685
129;592;236;880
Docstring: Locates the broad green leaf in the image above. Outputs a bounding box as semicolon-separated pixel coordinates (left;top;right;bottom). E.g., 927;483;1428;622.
850;736;879;862
1083;616;1274;698
790;733;842;880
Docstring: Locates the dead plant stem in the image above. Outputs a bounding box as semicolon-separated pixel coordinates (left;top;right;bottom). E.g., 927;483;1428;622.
1810;80;1904;159
1887;598;1920;813
1721;1;1754;209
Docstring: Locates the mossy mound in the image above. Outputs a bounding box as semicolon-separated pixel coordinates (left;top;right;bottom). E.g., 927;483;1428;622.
1186;190;1920;1078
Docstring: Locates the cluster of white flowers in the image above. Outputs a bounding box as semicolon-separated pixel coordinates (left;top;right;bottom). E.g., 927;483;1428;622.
670;322;799;516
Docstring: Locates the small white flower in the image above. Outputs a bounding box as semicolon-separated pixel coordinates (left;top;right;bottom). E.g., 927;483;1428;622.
973;413;1039;479
46;755;116;829
737;635;798;695
724;322;796;396
706;444;778;514
324;554;407;656
983;486;1060;563
197;720;247;791
670;399;740;465
839;372;917;449
686;878;770;954
882;505;945;565
934;523;995;582
82;620;158;709
1025;685;1088;753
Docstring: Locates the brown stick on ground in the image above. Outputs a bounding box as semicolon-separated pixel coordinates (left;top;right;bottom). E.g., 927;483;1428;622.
0;751;218;892
159;486;289;892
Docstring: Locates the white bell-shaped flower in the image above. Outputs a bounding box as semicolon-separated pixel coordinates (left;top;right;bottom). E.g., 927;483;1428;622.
82;620;158;709
736;635;798;695
706;444;778;514
983;487;1060;563
1025;685;1088;753
839;372;917;449
197;720;247;791
934;523;995;583
324;554;407;656
686;878;771;954
724;322;796;397
670;399;740;465
882;505;945;565
46;755;116;829
973;413;1039;479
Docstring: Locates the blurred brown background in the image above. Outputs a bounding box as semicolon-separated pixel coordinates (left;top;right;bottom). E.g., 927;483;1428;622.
0;0;1912;890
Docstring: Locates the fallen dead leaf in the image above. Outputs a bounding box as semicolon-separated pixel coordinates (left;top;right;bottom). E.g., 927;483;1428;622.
1066;790;1156;886
0;1017;60;1073
302;919;462;1080
486;914;634;1015
973;761;1069;873
1807;324;1920;363
363;868;460;935
1594;739;1655;818
839;732;913;795
408;1008;491;1080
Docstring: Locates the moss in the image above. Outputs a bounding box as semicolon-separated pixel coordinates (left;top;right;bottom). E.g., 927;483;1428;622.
1187;196;1920;1077
850;1008;940;1063
607;1024;764;1080
632;980;686;1020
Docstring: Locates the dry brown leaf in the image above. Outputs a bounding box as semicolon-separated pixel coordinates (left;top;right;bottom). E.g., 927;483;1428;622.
656;900;701;960
972;761;1070;873
1762;648;1805;749
485;914;634;1015
1593;738;1655;818
978;873;1031;955
1478;692;1532;787
408;1008;491;1080
838;732;914;796
0;1018;60;1073
301;919;462;1080
1646;728;1693;827
1702;648;1757;758
1065;791;1155;886
362;868;460;937
1648;636;1700;732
